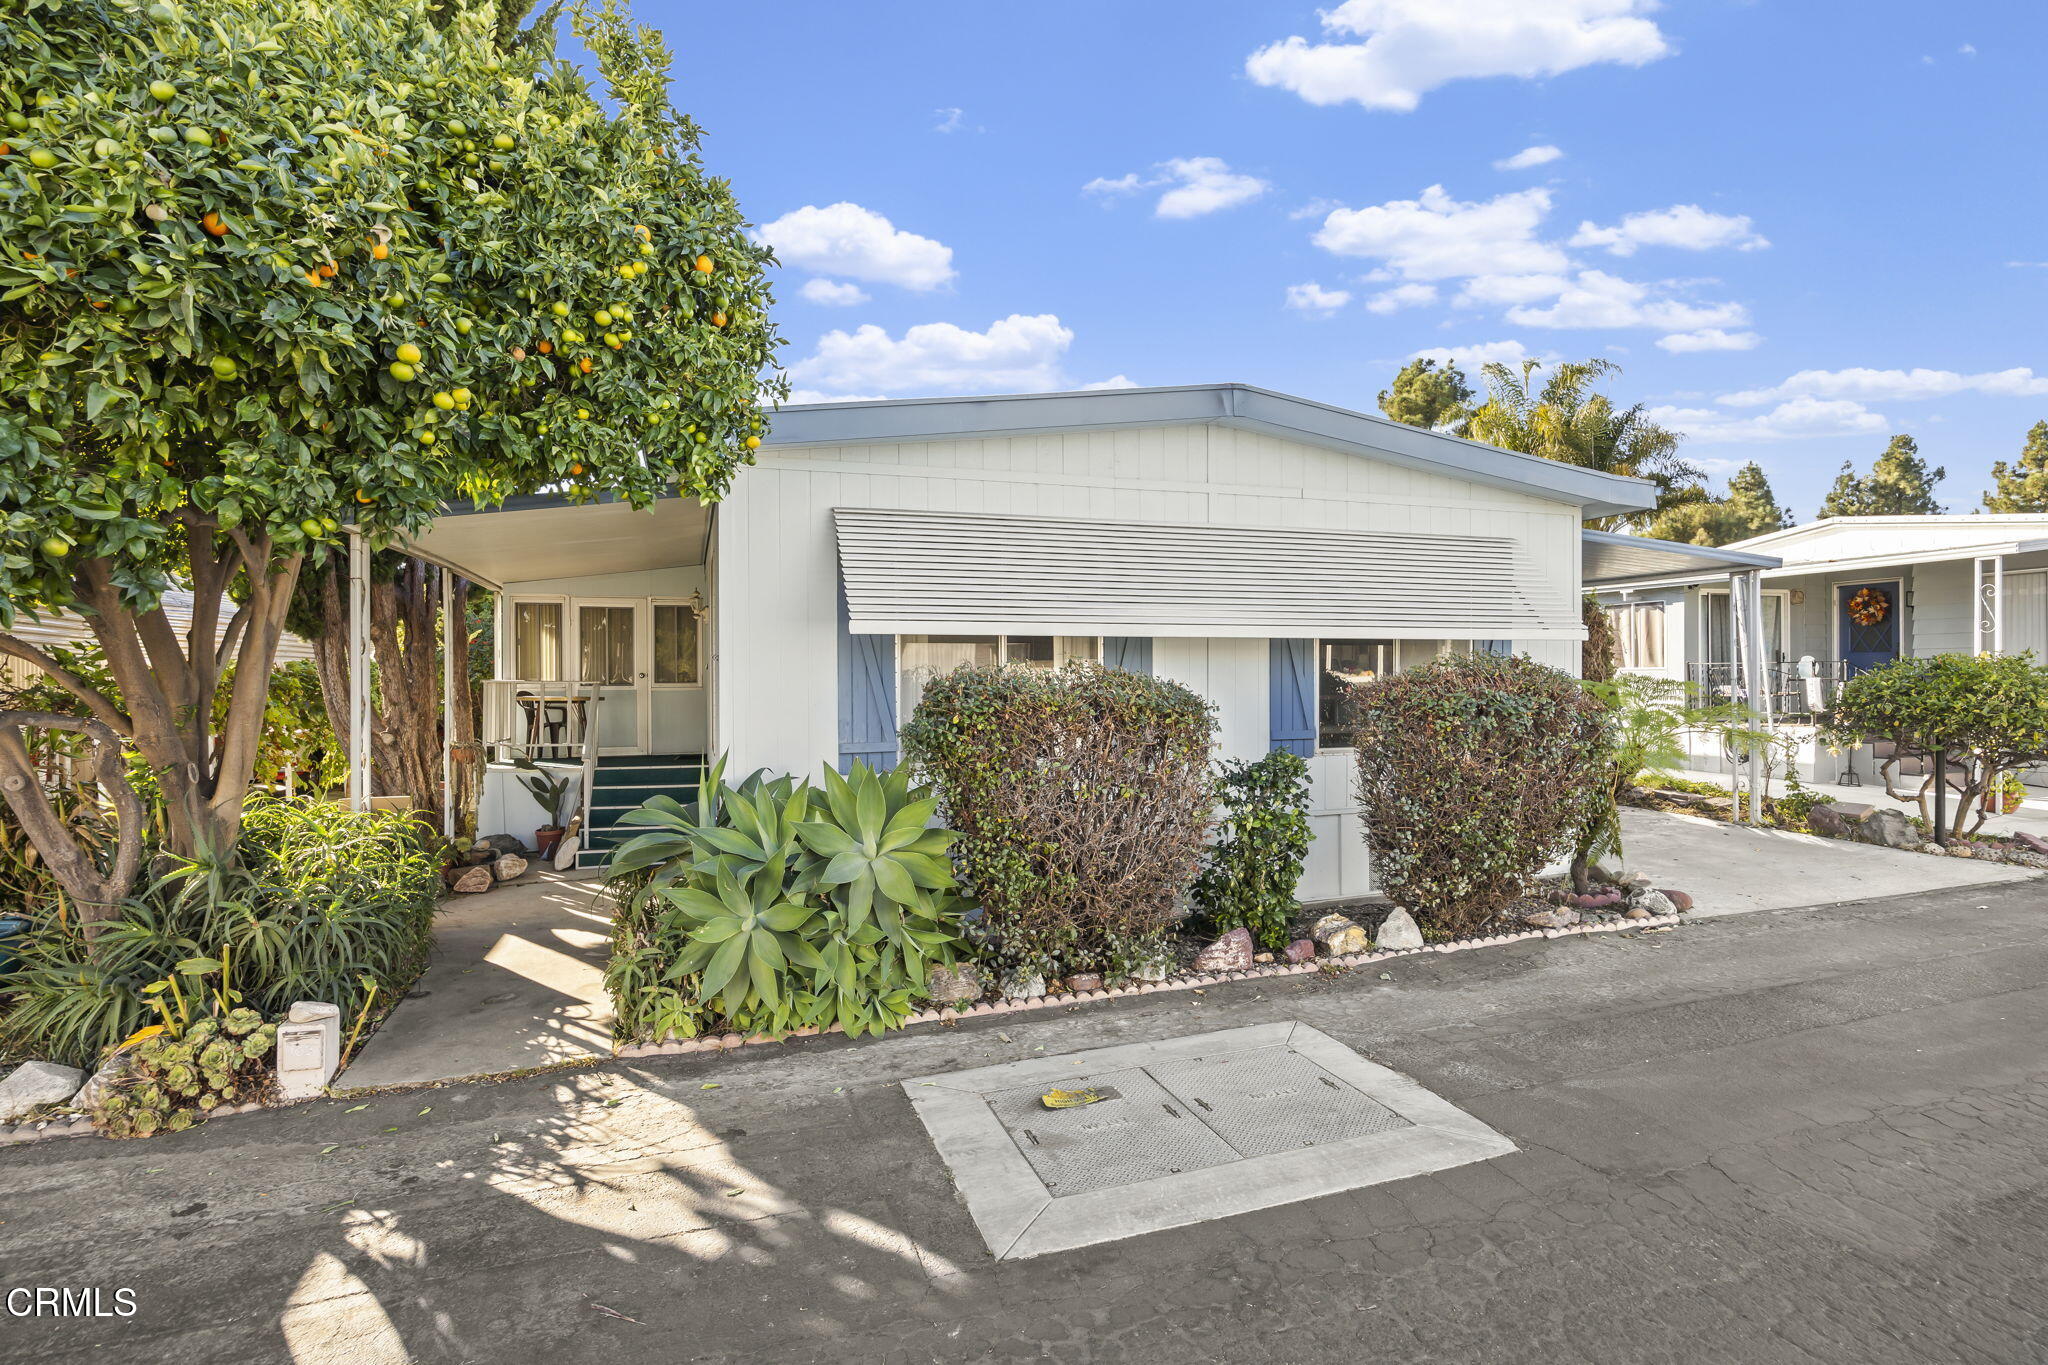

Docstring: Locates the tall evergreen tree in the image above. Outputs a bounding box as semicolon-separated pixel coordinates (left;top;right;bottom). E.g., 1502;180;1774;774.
1377;357;1474;433
1983;420;2048;512
1644;462;1791;546
1818;435;1945;517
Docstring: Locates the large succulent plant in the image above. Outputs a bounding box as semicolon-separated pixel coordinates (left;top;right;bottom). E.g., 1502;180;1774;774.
92;1009;278;1140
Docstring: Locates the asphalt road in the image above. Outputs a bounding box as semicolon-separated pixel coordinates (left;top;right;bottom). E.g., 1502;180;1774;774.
3;878;2045;1364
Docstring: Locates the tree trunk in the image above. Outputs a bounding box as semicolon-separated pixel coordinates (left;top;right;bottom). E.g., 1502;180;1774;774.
0;511;303;914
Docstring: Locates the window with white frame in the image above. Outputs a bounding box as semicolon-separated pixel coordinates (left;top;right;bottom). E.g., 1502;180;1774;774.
652;603;702;685
1604;602;1667;670
510;601;563;681
898;635;1101;722
1317;639;1397;749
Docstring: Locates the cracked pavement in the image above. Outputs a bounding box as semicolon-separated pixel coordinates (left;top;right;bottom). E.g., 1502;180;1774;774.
2;878;2045;1363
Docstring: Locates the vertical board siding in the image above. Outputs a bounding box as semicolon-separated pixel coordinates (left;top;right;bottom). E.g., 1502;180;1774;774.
1269;638;1317;756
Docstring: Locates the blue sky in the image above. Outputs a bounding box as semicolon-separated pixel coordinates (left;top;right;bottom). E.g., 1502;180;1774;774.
633;0;2047;518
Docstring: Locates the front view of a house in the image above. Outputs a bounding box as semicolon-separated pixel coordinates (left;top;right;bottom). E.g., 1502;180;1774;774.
397;383;1774;898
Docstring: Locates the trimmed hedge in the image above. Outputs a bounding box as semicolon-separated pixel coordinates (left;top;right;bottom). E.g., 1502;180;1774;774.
901;663;1215;982
1351;652;1609;937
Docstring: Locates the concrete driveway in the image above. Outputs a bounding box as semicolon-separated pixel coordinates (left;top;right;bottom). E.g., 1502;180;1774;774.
4;877;2045;1363
1619;806;2037;916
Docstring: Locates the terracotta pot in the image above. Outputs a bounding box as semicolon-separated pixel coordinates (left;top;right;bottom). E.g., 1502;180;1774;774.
534;826;564;858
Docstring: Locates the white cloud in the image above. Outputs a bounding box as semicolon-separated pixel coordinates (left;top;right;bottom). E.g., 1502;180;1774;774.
1246;0;1669;113
755;203;956;291
1313;185;1567;280
1718;366;2048;407
1657;328;1761;353
1505;269;1748;331
1286;281;1353;313
1495;144;1564;171
1960;43;1977;55
1455;272;1572;306
1080;374;1140;390
1409;339;1537;369
787;314;1074;396
798;278;869;307
1571;204;1769;256
1364;282;1438;314
934;107;966;133
1086;157;1270;219
1648;397;1890;443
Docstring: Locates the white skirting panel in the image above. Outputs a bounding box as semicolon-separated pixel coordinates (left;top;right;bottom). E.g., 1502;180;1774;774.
1299;749;1371;903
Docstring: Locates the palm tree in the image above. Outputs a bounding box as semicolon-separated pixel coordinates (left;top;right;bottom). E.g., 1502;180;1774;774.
1465;359;1700;529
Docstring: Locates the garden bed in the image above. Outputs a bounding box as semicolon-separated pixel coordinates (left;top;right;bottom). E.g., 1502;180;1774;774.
1628;778;2048;869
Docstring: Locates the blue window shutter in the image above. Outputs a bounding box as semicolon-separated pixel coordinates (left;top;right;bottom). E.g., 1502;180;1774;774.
1478;639;1513;657
837;587;898;771
1102;636;1153;674
1269;638;1316;756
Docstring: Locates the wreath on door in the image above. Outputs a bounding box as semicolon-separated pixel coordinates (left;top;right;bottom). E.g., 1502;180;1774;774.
1846;586;1891;627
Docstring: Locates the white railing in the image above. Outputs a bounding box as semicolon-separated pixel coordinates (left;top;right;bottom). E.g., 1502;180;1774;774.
481;679;602;765
1686;659;1847;721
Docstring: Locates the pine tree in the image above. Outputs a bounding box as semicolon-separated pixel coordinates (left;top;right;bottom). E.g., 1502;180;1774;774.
1818;436;1944;517
1377;358;1474;433
1644;463;1791;546
1983;420;2048;512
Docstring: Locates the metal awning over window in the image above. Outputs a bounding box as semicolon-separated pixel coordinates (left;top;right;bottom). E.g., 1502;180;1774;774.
833;507;1582;639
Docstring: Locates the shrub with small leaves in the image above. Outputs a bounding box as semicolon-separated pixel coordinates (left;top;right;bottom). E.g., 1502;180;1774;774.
92;1009;277;1139
1193;751;1310;952
1352;652;1609;938
901;663;1215;982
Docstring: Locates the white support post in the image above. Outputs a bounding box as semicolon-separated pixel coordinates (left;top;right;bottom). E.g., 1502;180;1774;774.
441;564;456;840
347;531;371;813
1974;555;2009;655
1727;569;1771;826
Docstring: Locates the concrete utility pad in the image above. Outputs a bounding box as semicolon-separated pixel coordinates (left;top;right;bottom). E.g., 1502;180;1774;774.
1619;807;2036;916
904;1021;1514;1260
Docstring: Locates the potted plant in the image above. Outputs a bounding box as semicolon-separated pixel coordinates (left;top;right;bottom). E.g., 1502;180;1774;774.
508;751;575;857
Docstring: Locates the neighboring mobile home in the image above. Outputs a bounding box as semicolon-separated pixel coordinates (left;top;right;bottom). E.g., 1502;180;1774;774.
1595;514;2048;791
395;384;1776;897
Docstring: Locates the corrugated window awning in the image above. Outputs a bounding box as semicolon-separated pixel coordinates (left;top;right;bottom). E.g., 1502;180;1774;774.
834;507;1582;639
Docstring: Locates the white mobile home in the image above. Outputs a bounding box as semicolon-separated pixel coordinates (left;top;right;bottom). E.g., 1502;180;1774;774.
1595;514;2048;790
394;384;1772;896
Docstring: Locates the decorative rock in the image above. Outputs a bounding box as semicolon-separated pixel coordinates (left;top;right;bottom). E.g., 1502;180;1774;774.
1921;843;1946;857
2012;831;2048;855
1618;871;1653;890
492;853;529;882
1064;972;1105;993
1623;906;1651;920
472;834;527;858
1252;952;1274;964
1520;908;1581;930
1947;843;1976;859
1568;890;1624;910
1374;907;1425;951
1659;888;1693;913
0;1061;86;1123
924;962;984;1004
1282;939;1317;964
70;1053;130;1113
1310;913;1370;957
1000;974;1046;1002
1631;889;1677;916
1133;957;1172;983
448;864;494;894
1855;808;1924;851
1193;927;1254;972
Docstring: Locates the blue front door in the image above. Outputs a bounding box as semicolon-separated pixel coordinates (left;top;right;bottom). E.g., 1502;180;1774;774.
1838;581;1900;675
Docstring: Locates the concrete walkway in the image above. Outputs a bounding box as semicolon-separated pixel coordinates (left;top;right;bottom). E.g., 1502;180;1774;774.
1620;806;2038;916
338;871;617;1091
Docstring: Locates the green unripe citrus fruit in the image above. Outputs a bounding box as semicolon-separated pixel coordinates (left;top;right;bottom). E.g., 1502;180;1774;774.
389;361;416;381
395;342;422;364
148;80;178;102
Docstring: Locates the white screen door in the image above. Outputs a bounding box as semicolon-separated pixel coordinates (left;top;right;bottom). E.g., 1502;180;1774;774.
576;601;646;754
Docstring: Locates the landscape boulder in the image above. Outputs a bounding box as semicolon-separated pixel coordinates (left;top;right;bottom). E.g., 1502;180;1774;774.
1064;972;1105;993
1520;907;1581;930
1000;974;1047;1002
1374;907;1425;950
1193;927;1254;972
1631;889;1677;916
447;864;494;894
924;963;984;1004
1310;913;1370;957
1659;889;1693;912
472;834;527;858
2012;831;2048;856
492;853;529;882
0;1062;85;1123
1282;939;1317;964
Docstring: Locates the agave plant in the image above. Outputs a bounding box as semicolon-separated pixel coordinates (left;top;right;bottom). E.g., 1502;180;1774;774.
604;759;969;1042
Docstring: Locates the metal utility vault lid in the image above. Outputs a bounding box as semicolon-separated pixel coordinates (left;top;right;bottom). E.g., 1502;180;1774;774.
903;1022;1515;1260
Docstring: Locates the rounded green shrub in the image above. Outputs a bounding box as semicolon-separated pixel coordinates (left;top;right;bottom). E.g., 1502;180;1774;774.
1351;652;1609;938
1194;751;1311;952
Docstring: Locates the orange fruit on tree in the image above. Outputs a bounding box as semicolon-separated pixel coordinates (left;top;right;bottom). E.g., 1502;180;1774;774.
692;254;712;273
711;311;727;327
369;239;389;261
577;356;593;373
569;462;584;475
536;339;552;354
316;261;337;279
355;489;373;504
201;211;229;237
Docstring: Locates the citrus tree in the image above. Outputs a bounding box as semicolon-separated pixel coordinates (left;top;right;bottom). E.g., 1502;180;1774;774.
0;0;783;921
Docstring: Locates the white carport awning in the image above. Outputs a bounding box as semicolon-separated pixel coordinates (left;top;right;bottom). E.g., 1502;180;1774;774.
834;507;1583;639
1581;529;1783;589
